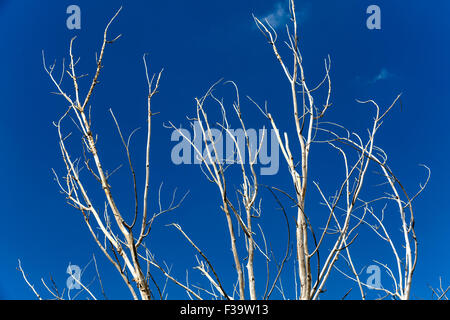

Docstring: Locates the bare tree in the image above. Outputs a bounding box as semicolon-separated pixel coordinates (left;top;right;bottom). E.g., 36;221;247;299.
34;8;185;300
164;0;429;300
166;80;266;300
21;0;429;300
429;278;450;300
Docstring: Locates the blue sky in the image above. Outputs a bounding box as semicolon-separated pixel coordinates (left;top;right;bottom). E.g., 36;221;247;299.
1;0;450;300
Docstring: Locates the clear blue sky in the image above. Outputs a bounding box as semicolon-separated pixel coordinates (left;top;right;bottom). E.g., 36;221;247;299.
1;0;450;300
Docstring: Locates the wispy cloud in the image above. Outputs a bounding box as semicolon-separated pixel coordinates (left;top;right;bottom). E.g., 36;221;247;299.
370;68;395;83
256;2;309;30
261;3;290;29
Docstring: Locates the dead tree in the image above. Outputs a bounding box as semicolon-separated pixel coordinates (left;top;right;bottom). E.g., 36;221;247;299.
22;0;429;300
163;0;429;300
38;8;184;300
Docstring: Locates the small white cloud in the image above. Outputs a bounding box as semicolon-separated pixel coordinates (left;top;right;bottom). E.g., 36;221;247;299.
255;2;309;30
370;68;394;83
261;3;290;29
